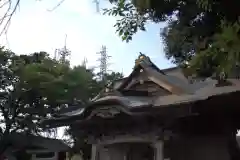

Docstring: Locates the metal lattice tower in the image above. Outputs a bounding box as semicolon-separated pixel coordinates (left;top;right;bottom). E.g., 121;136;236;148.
82;57;88;67
97;45;111;81
54;34;71;65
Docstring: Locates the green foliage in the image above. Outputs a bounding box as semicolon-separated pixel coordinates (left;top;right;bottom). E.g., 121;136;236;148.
103;0;147;42
188;20;240;78
196;0;212;12
0;47;110;154
106;0;240;77
105;71;123;82
14;54;102;131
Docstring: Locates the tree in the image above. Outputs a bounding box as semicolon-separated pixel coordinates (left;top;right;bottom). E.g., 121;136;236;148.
0;47;24;154
105;71;124;83
0;44;123;156
0;48;102;155
104;0;240;78
96;71;124;88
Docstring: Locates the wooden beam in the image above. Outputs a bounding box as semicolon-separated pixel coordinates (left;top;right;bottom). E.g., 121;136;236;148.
154;141;164;160
148;76;183;94
145;66;193;95
91;145;98;160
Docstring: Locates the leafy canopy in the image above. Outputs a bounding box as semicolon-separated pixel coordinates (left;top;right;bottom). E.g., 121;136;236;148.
0;45;124;155
0;47;105;154
104;0;240;78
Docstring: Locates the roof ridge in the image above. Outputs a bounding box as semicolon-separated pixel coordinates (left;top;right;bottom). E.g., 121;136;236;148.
116;54;166;90
134;53;165;74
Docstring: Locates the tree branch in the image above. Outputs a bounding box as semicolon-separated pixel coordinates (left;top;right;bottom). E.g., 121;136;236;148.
0;0;20;37
47;0;66;12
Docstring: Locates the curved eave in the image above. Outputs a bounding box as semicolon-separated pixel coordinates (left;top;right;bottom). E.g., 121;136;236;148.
42;79;240;128
41;96;151;128
42;90;240;128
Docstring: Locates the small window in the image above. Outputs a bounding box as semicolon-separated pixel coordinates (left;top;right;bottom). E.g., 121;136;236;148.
35;152;55;158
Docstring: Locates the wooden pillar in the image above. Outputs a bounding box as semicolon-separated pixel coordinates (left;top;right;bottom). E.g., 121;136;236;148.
91;145;98;160
154;141;164;160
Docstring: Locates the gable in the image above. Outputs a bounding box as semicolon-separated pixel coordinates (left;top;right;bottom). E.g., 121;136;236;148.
118;66;186;95
129;81;172;96
124;69;148;89
116;54;193;95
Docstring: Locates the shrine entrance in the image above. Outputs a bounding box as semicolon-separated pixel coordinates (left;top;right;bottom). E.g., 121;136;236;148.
98;142;155;160
126;143;154;160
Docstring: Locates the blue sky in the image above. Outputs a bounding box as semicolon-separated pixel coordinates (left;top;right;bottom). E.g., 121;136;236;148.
0;0;174;76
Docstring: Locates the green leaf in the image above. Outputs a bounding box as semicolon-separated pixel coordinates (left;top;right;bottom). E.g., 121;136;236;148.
119;29;124;36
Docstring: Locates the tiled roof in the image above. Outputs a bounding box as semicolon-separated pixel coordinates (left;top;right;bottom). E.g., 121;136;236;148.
40;54;240;128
